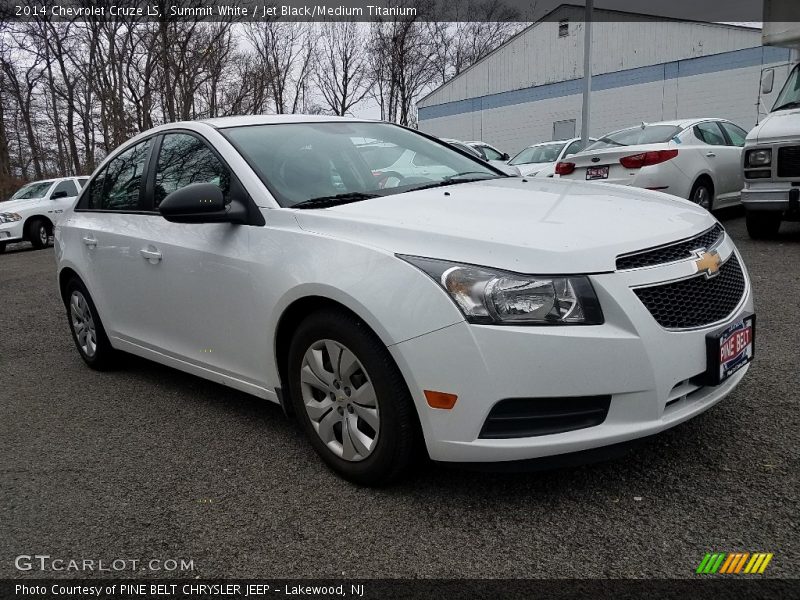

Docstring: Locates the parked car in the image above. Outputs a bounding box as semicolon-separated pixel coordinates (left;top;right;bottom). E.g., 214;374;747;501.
465;140;510;162
555;119;748;210
742;59;800;238
0;176;88;253
442;138;521;175
508;137;596;177
57;115;754;485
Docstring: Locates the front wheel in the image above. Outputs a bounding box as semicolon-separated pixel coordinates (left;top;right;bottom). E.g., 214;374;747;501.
746;212;782;239
27;218;50;249
288;309;420;486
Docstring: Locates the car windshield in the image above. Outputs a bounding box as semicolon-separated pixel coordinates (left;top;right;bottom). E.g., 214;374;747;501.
772;64;800;112
222;122;500;208
509;142;567;165
11;180;54;200
586;125;682;150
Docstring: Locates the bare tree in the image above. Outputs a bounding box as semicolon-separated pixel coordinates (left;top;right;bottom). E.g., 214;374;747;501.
245;21;315;114
314;21;371;116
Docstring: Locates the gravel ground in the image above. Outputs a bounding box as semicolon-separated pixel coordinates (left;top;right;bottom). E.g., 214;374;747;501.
0;211;798;580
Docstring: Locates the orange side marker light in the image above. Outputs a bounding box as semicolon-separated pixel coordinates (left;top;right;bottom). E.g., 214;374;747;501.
424;390;458;409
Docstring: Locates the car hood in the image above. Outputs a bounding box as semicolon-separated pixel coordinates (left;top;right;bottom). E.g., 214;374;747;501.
0;197;44;212
748;108;800;144
293;178;715;273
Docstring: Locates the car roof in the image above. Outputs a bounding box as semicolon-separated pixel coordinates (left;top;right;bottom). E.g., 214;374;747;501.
613;118;726;130
200;114;375;129
21;176;84;186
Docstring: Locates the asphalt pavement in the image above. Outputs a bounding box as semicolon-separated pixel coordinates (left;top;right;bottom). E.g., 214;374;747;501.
1;211;798;579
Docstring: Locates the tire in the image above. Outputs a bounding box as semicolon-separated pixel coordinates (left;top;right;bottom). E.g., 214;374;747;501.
27;218;50;249
0;242;5;254
746;212;782;240
64;277;118;370
288;308;420;486
689;179;714;211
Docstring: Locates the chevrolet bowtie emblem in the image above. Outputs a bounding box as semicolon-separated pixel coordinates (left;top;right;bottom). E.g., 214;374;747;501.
695;249;721;278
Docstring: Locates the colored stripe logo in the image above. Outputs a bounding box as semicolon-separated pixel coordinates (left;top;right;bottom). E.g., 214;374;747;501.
696;552;773;574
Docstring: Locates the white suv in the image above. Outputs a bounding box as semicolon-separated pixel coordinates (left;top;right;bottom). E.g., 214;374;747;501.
56;116;754;485
1;176;88;252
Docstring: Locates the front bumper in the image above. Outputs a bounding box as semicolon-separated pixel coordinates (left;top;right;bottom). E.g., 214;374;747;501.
742;183;799;214
0;220;24;244
390;243;752;463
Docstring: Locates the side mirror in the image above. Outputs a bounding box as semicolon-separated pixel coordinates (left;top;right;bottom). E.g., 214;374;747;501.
501;153;510;161
761;68;774;95
51;190;69;199
158;182;247;224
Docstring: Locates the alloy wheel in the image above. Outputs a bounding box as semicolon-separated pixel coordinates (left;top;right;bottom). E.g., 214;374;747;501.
299;339;380;462
70;291;97;358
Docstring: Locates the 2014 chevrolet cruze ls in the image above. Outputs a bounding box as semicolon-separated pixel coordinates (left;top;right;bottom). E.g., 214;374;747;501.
55;116;755;485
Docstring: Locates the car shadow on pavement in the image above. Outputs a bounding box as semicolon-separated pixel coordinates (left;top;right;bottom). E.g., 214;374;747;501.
116;351;742;500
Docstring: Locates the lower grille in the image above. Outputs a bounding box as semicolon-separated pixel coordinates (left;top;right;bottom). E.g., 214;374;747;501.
634;254;745;329
479;396;611;439
778;146;800;178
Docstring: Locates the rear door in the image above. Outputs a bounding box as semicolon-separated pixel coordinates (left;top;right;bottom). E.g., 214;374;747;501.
693;121;740;200
71;138;155;338
718;121;747;206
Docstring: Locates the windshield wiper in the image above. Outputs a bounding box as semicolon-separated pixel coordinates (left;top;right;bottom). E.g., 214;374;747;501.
292;192;379;210
773;100;800;112
403;172;500;193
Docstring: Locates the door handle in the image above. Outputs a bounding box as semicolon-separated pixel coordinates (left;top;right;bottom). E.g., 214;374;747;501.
82;236;97;248
139;247;162;262
706;152;716;157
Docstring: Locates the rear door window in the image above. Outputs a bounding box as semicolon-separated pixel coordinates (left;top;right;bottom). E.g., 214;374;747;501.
84;140;151;210
694;122;727;146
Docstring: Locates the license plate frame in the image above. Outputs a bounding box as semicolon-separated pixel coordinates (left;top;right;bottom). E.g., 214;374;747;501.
703;313;755;386
586;166;609;180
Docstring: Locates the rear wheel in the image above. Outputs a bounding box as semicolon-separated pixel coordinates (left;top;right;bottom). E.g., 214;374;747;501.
288;309;420;486
746;212;782;239
27;218;50;249
690;179;714;211
64;277;118;370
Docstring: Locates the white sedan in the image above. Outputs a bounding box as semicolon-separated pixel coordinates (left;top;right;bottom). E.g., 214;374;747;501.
56;115;753;485
508;137;596;177
555;119;748;210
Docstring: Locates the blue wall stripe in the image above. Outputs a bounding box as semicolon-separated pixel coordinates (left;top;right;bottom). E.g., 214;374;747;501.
418;45;792;121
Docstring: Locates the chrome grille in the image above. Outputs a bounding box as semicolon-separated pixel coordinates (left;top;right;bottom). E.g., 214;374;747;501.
616;224;724;270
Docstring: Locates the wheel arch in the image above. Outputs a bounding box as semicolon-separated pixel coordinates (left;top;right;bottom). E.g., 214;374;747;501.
273;294;392;416
692;173;715;197
22;214;54;240
58;266;82;305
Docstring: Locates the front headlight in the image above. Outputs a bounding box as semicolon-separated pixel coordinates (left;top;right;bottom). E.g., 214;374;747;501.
745;149;771;167
399;255;603;325
0;212;22;224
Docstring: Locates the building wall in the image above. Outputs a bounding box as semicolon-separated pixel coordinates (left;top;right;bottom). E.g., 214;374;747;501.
419;9;767;108
418;46;792;155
